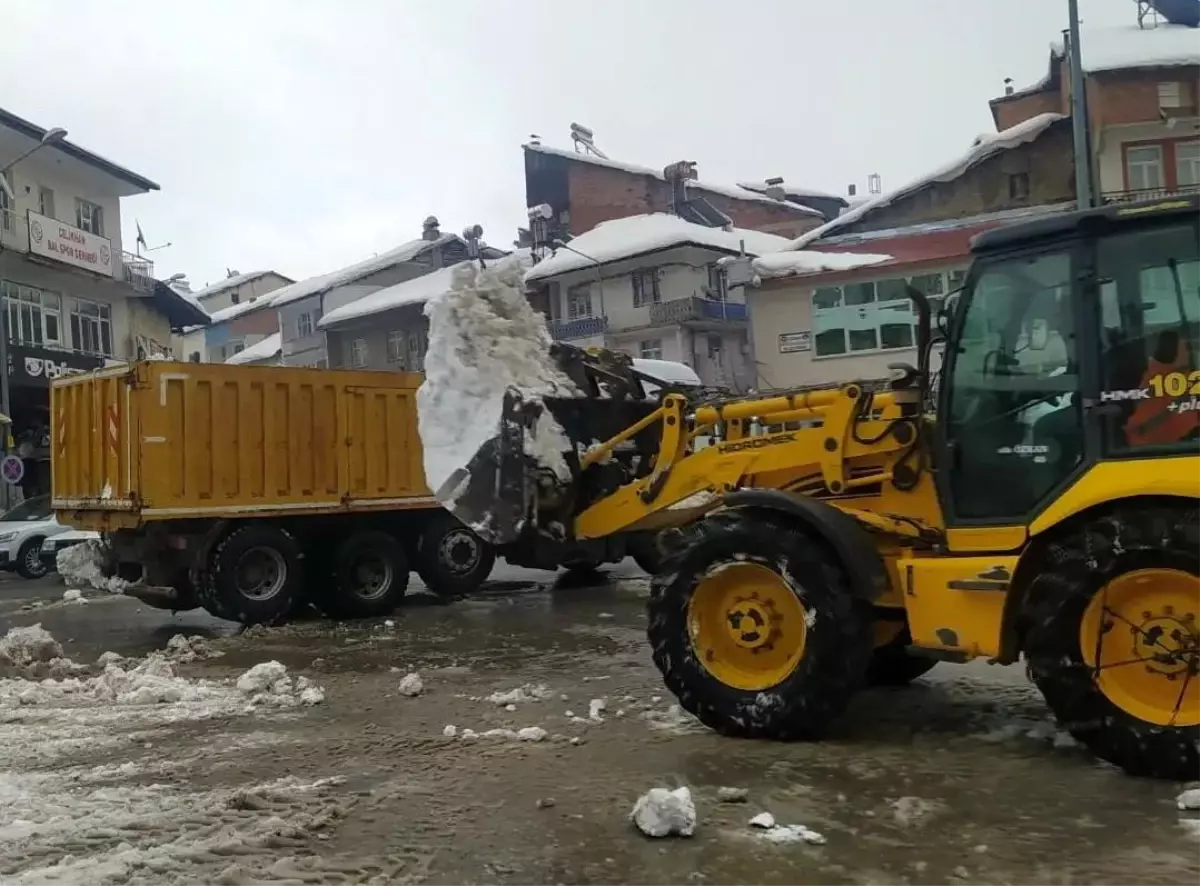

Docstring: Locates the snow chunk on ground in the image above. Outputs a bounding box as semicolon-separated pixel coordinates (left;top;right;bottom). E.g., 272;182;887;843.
417;255;579;505
55;540;129;593
398;672;424;697
588;697;607;721
1177;788;1200;811
486;682;551;705
516;726;548;742
749;811;825;844
0;624;63;672
631;786;696;838
164;633;221;663
61;588;86;604
235;661;324;707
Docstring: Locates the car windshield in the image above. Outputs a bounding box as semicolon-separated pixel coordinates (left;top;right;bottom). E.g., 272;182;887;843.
1;495;52;522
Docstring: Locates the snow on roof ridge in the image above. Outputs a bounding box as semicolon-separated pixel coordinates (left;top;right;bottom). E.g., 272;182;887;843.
787;112;1067;251
1050;22;1200;73
524;143;823;216
225;332;282;365
750;250;894;282
190;270;287;301
268;233;463;309
736;180;848;204
523;213;791;282
319;250;535;329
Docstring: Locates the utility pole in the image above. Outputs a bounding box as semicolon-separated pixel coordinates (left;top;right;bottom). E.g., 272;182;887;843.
1067;0;1095;209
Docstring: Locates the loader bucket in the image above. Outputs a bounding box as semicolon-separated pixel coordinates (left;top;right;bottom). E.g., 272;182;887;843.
435;387;553;545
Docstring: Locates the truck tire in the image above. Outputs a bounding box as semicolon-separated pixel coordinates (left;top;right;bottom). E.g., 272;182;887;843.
199;524;303;625
1024;505;1199;781
648;509;873;740
318;530;409;619
16;537;49;580
415;513;495;598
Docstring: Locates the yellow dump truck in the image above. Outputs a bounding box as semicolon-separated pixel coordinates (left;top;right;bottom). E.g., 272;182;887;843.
50;360;656;624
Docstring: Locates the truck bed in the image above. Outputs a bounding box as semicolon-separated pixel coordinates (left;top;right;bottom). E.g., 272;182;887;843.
51;360;436;530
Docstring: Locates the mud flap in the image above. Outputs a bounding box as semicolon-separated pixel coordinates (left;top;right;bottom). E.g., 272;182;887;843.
436;387;546;545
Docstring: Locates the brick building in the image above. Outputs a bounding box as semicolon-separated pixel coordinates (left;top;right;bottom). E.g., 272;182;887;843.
990;16;1199;202
522;139;828;246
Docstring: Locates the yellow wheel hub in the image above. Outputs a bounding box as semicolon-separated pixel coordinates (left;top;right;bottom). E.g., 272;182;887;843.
687;562;807;691
1079;568;1200;728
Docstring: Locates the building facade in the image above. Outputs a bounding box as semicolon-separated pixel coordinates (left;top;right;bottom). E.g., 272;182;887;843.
176;270;292;362
0;107;204;496
990;17;1199;203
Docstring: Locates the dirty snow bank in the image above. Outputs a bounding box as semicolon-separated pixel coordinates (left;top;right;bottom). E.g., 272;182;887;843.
56;540;130;593
417;256;580;501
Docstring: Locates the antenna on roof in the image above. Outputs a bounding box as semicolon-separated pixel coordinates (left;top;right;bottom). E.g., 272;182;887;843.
570;123;608;160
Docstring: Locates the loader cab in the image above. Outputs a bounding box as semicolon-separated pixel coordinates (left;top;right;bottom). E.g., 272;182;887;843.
936;196;1200;526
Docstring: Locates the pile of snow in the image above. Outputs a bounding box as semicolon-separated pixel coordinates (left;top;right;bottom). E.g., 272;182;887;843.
749;811;826;845
788;112;1066;250
61;588;87;604
418;256;580;503
163;633;221;663
236;660;325;707
398;671;424;697
443;725;551;743
224;331;282;365
631;786;696;838
1178;788;1200;811
0;624;63;673
641;702;705;734
486;682;552;706
524;213;790;282
56;540;129;593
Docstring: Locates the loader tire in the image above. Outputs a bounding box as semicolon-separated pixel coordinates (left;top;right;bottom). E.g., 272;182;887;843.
628;532;666;575
199;524;303;626
1023;505;1200;781
318;530;409;619
415;512;495;598
648;509;873;740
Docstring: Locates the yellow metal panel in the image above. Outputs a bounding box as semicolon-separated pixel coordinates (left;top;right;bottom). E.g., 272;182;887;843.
902;552;1021;659
945;525;1028;553
1029;456;1200;537
51;361;431;525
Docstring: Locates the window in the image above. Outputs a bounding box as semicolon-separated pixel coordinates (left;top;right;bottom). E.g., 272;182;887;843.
706;264;726;300
350;338;368;367
638;338;663;360
566;283;592;319
942;250;1080;521
231;342;245;355
230;291;241;305
1157;81;1182;109
406;330;428;371
296;311;314;338
38;186;55;219
1176;141;1200;189
1;282;61;346
812;269;966;358
707;334;723;359
1126;145;1165;192
1096;220;1199;453
0;172;11;231
1008;172;1030;200
70;298;112;355
189;351;201;363
386;330;405;364
74;199;104;236
632;269;660;308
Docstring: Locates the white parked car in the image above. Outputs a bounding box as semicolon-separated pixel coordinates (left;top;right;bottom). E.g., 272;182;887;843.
0;494;74;579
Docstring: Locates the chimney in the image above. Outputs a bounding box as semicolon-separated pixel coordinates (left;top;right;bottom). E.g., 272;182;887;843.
422;215;440;241
1004;77;1014;96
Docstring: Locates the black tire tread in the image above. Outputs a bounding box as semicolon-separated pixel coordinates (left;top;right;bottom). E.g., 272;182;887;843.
415;512;495;598
1023;502;1200;781
197;524;303;626
648;508;873;740
318;529;409;619
15;537;47;579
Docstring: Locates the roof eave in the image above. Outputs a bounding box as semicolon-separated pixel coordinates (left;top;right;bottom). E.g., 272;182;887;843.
526;240;748;283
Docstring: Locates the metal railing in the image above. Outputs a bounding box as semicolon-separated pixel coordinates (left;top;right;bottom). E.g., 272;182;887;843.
649;297;748;326
549;315;608;341
1101;184;1200;204
122;251;155;292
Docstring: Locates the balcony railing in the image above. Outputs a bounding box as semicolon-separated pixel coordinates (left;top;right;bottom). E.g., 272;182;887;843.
1101;184;1200;205
122;251;155;292
648;297;748;326
549;315;608;341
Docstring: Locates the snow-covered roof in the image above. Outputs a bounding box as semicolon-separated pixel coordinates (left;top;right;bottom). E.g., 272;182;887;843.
319;250;534;329
189;270;288;302
270;233;464;309
199;293;280;327
788;112;1068;250
524;214;791;282
225;332;281;365
1052;23;1200;74
749;250;894;281
737;180;848;205
525;143;823;217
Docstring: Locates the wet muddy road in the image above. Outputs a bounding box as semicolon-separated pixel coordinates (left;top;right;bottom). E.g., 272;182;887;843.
2;566;1197;885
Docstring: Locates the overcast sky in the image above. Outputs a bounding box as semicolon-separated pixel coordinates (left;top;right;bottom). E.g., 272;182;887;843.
4;0;1142;290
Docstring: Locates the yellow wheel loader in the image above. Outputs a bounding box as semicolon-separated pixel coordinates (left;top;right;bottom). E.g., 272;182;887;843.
442;195;1200;780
